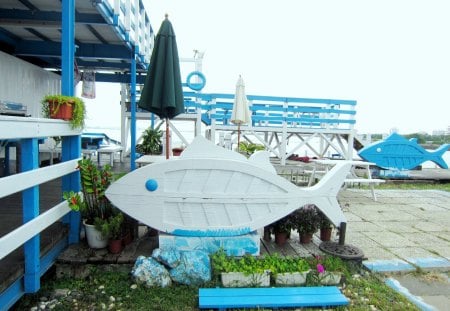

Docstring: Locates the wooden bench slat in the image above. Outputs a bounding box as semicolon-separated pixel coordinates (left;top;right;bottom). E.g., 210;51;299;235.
199;286;349;309
200;286;340;297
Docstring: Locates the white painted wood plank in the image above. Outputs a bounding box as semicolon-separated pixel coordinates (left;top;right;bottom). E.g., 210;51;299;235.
0;116;81;139
0;158;80;198
0;202;71;260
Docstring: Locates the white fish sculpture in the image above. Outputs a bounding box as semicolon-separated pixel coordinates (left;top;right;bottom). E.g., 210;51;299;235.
106;136;351;237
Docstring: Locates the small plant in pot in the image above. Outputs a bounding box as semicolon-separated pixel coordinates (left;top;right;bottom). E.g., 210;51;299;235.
292;204;321;244
308;255;347;285
41;94;86;130
268;214;293;246
64;158;117;249
96;212;125;254
317;208;334;241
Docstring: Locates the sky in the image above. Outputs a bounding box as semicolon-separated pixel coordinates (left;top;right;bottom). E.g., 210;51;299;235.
82;0;450;135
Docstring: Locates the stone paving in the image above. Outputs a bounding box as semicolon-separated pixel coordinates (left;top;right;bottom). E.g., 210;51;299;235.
340;189;450;310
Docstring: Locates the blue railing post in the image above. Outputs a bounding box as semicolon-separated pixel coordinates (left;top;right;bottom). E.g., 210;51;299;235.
61;0;81;244
21;138;40;293
62;136;81;244
130;49;137;171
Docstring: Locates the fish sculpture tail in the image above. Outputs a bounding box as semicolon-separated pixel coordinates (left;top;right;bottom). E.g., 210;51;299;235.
307;162;353;227
430;144;450;169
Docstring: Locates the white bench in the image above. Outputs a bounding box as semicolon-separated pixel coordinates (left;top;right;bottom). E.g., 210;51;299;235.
81;149;97;160
307;159;383;201
97;146;123;166
344;178;385;201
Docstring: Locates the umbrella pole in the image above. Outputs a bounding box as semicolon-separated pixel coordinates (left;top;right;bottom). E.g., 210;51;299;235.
237;124;241;150
165;118;170;159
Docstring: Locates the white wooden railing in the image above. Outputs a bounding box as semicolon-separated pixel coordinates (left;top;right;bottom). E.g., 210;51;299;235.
0;115;81;308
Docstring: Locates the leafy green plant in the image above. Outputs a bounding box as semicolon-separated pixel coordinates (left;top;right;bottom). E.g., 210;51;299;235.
96;212;124;240
238;141;265;155
136;126;163;155
41;94;86;129
292;204;321;235
64;158;115;226
268;214;294;234
317;208;333;229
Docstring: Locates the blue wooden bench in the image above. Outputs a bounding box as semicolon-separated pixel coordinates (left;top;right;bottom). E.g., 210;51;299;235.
199;286;349;310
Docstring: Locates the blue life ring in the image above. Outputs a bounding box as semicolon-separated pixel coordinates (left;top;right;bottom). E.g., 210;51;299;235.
186;71;206;91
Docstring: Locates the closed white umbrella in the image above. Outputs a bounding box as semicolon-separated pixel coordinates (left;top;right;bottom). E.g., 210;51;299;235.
231;75;251;148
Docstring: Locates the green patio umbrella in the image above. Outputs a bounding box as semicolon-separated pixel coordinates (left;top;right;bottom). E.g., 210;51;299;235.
139;14;184;159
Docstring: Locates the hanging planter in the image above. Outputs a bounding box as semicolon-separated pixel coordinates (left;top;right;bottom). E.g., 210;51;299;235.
41;95;86;129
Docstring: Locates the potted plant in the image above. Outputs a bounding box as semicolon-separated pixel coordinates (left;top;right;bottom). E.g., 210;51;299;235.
308;255;347;285
64;158;118;249
268;214;293;246
41;94;86;130
211;250;270;287
292;204;320;244
317;208;334;241
136;127;163;155
265;254;310;285
96;212;125;254
237;141;265;156
172;146;184;156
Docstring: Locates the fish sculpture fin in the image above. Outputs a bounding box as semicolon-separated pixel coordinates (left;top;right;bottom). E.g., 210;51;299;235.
180;136;247;162
430;144;450;169
308;162;353;227
248;151;277;174
409;138;418;144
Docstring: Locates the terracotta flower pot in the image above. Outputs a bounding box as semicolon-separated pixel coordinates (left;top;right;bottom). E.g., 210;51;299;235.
299;232;313;244
108;239;124;254
320;227;333;241
275;231;289;246
48;100;74;120
172;147;184;156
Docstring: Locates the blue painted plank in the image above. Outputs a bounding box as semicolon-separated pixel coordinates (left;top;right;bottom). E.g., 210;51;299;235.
200;286;341;296
21;138;40;293
199;287;349;309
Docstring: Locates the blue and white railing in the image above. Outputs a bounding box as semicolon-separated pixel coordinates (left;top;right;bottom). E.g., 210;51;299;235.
182;92;357;130
0;116;81;309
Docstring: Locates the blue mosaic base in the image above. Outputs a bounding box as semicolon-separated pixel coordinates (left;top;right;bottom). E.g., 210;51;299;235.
159;231;260;256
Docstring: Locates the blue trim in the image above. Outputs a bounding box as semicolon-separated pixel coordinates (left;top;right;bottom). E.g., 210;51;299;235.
0;239;68;310
363;259;415;272
40;238;68;276
172;227;252;237
0;277;24;311
385;278;436;311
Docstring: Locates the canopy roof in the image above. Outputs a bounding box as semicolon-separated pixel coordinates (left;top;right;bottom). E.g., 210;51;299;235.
0;0;154;83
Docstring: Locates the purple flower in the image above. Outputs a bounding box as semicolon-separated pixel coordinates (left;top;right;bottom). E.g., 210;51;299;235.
317;263;325;274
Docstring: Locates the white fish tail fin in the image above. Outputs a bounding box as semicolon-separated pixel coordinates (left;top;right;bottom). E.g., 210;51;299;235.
310;162;353;227
430;144;450;169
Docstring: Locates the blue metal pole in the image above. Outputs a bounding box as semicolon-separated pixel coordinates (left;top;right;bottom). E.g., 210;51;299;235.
61;0;81;244
61;0;75;96
130;50;137;171
21;138;40;293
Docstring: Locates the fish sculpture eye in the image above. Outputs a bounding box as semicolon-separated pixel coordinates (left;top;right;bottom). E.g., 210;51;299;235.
376;147;382;153
145;179;158;191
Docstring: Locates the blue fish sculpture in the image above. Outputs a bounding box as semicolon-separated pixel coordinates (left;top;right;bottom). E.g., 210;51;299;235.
358;133;450;170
